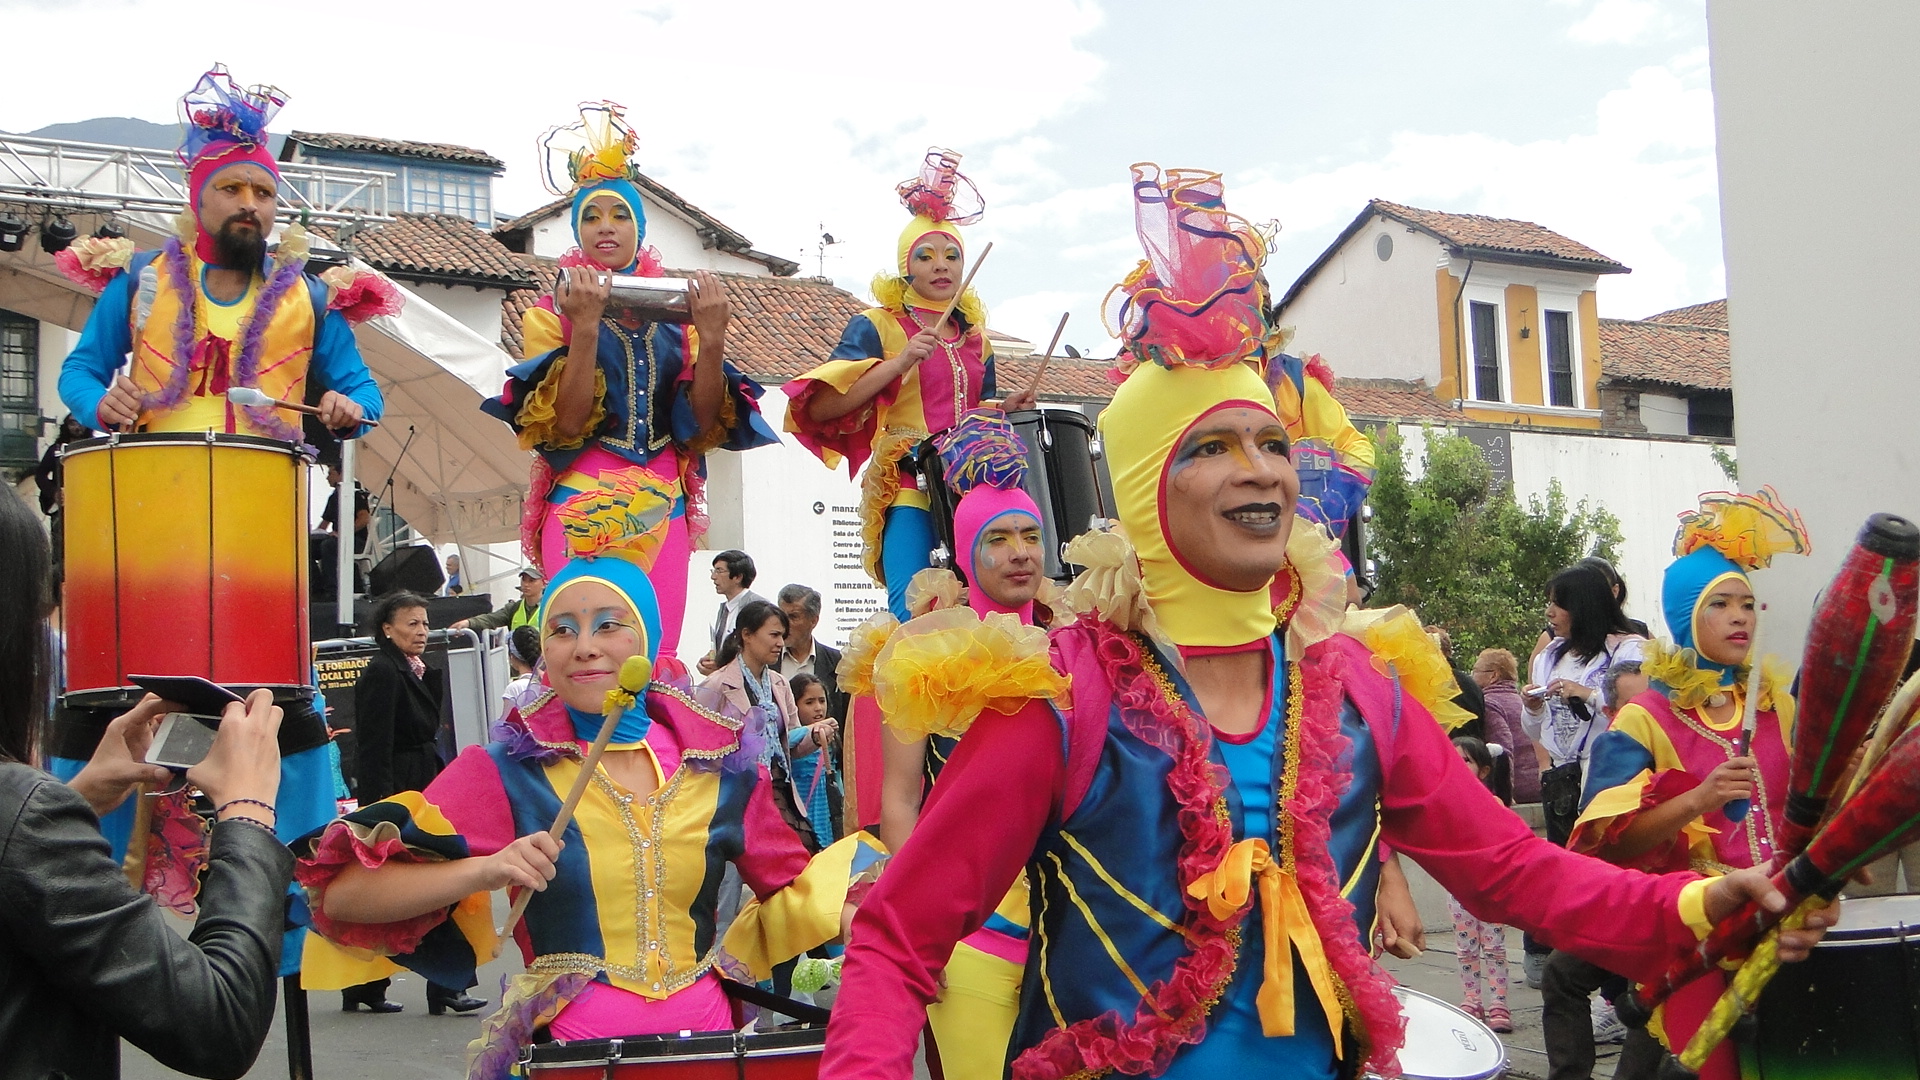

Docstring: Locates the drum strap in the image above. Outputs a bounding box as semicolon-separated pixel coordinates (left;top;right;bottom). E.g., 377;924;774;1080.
718;978;831;1026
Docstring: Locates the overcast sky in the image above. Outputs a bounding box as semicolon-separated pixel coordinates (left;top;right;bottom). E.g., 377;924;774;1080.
0;0;1722;355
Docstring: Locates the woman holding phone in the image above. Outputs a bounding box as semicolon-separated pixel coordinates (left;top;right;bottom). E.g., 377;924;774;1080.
0;484;292;1079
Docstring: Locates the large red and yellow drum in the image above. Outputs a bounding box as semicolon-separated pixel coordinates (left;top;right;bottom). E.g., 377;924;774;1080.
62;432;311;704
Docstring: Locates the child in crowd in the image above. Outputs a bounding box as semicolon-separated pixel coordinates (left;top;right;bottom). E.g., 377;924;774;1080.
788;672;842;848
1450;735;1516;1032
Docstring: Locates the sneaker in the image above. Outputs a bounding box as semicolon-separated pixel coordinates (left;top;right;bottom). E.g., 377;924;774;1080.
1523;951;1548;990
1591;996;1628;1044
1486;1005;1513;1034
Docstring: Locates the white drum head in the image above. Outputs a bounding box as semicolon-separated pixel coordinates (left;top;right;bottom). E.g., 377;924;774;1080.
1374;986;1507;1080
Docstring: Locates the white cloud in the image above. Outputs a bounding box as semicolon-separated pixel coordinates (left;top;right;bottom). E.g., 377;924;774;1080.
1248;50;1721;318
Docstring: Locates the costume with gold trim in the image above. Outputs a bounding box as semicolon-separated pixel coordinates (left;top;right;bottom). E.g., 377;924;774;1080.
1570;487;1809;1080
822;165;1716;1080
783;150;997;618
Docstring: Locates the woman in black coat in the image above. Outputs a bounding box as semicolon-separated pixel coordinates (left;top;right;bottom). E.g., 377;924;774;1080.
342;591;487;1016
0;483;292;1079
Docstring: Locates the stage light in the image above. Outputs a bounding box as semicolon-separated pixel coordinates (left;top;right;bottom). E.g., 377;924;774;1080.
93;221;126;240
0;214;26;253
40;215;78;254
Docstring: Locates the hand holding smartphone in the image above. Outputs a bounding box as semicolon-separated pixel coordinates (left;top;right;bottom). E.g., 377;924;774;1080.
130;675;243;770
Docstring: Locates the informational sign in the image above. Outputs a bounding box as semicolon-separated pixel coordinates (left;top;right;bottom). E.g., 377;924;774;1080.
828;502;884;640
1458;425;1515;487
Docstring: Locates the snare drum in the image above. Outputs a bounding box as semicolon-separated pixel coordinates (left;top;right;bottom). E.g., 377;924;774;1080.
1742;893;1920;1079
521;1028;826;1080
1371;987;1506;1080
61;432;311;705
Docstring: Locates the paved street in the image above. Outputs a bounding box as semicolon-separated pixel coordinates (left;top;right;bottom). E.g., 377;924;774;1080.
126;850;1630;1079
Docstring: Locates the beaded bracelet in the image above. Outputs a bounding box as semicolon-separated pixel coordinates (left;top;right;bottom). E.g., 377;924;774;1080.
220;815;279;837
216;798;278;821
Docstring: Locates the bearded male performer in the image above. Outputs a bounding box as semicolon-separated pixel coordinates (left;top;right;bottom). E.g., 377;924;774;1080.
58;65;383;438
46;66;388;1002
820;166;1833;1080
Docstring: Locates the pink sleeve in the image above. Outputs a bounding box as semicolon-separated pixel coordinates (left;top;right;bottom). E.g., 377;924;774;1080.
734;765;816;898
421;746;517;857
820;699;1065;1080
1342;639;1699;981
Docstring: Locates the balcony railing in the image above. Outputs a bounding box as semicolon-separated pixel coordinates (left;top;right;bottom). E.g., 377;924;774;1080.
0;133;395;224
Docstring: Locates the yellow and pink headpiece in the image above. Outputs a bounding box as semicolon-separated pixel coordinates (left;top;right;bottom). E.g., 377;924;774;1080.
539;101;656;275
1097;165;1287;647
894;147;984;275
176;65;285;264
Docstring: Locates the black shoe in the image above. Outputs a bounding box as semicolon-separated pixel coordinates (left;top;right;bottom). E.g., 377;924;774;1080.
426;985;488;1016
340;990;402;1013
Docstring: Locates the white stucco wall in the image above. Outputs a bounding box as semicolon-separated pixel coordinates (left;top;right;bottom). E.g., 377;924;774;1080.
1639;392;1690;437
1708;0;1920;655
406;283;508;347
1394;424;1728;637
678;385;873;659
526;201;776;277
1280;216;1446;383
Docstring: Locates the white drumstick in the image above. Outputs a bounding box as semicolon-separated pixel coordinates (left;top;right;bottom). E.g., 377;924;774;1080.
226;387;380;427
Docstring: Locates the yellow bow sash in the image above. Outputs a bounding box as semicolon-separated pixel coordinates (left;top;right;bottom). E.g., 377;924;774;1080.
1186;837;1345;1055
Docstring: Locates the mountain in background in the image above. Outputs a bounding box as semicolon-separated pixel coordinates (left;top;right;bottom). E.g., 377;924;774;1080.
16;118;288;158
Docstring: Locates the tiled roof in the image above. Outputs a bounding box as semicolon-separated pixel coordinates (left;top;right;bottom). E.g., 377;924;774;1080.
499;262;1119;402
1369;200;1629;272
339;213;536;290
1597;317;1730;392
1643;299;1728;329
285;131;504;171
1331;378;1461;422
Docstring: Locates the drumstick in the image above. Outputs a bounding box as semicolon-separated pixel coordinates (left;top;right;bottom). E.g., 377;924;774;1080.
225;386;381;428
1734;603;1766;759
493;654;653;954
928;241;993;337
1023;312;1071;400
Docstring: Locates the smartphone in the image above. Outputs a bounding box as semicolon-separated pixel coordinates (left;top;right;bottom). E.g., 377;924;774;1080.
129;674;243;771
148;712;222;769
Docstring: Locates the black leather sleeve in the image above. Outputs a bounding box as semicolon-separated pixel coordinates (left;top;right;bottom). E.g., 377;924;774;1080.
0;776;291;1079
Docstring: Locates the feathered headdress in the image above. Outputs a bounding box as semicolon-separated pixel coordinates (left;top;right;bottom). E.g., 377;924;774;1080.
1672;485;1811;571
176;64;285;173
538;102;657;275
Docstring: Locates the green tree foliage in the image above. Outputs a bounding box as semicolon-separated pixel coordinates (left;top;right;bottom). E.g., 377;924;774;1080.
1366;426;1623;660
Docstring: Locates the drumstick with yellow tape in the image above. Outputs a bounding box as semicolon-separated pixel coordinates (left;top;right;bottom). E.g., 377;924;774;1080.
493;653;652;956
927;241;993;337
225;386;382;428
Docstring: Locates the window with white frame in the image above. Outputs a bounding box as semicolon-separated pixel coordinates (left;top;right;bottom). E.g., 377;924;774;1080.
402;166;492;224
1468;299;1503;402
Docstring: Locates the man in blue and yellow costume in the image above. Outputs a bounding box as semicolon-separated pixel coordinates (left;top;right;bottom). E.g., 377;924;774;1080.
58;65;382;439
820;165;1832;1080
294;482;881;1078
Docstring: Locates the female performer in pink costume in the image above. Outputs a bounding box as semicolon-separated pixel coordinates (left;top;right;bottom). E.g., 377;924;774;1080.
484;103;778;660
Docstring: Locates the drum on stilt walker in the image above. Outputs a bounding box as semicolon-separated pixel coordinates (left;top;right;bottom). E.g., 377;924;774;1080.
52;431;338;1080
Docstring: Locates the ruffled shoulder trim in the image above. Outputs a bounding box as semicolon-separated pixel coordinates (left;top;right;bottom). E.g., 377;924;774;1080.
1336;606;1475;731
646;677;750;766
54;236;136;294
1279;518;1350;660
513;351;609;451
837;609;901;698
1641;639;1791;712
318;265;405;324
1060;527;1161;639
873;607;1070;740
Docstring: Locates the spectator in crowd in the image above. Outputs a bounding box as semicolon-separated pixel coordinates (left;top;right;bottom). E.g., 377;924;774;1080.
319;461;372;555
705;600;811;844
0;483;293;1079
1473;647;1540;803
500;625;544;718
788;671;843;847
346;591;485;1017
443;554;465;596
776;584;847;721
1519;563;1646;987
700;550;767;676
1539;659;1660;1080
1579;556;1651;637
453;567;544;633
1426;625;1486;742
1449;735;1517;1033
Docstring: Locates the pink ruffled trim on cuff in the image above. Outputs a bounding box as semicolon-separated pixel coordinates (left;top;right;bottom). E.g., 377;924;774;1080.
782;374;896;476
294;819;453;955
